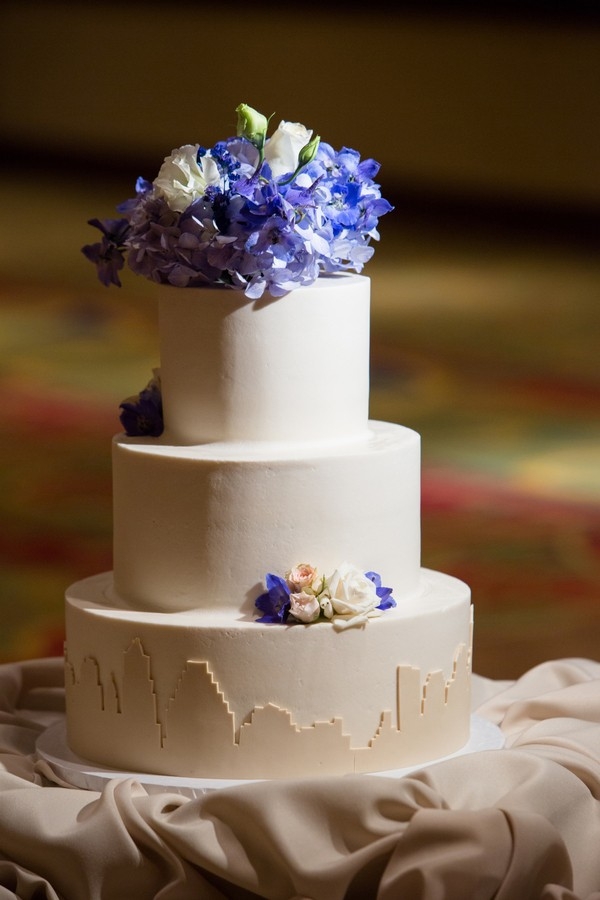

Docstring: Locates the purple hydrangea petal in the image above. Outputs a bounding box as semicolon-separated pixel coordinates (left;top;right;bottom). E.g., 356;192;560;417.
255;573;291;623
81;217;133;286
365;571;397;611
119;385;163;437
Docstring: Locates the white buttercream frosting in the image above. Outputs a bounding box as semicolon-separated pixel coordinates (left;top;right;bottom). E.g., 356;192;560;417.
158;273;370;445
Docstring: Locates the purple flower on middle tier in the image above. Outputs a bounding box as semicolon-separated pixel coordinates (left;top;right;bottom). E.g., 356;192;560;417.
119;375;163;437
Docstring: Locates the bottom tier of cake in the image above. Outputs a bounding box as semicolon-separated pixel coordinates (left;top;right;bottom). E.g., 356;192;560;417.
64;569;472;779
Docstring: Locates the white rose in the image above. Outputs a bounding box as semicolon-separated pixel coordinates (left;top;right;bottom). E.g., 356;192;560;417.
327;562;379;620
289;591;321;623
264;121;313;179
153;144;221;212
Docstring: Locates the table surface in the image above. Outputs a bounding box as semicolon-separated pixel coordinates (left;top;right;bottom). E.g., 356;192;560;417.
1;656;599;899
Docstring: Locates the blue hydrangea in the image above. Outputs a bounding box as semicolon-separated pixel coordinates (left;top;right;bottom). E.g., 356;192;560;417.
83;108;392;299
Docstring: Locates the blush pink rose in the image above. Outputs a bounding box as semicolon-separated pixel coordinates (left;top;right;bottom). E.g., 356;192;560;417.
289;591;321;623
287;564;318;591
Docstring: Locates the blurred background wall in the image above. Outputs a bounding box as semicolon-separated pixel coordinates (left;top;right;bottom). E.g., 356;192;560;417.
0;1;599;676
2;1;600;209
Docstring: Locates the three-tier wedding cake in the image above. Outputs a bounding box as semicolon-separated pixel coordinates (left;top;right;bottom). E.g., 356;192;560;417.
65;105;472;779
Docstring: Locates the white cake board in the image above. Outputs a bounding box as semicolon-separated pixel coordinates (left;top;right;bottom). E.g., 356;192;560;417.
36;716;504;798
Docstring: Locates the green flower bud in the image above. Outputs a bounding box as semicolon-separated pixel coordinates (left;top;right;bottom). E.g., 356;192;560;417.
278;133;321;185
235;103;269;153
297;134;320;169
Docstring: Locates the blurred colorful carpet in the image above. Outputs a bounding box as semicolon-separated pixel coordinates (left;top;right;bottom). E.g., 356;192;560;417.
0;198;599;678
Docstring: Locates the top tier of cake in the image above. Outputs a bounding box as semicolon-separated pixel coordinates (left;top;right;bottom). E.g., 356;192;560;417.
159;273;370;445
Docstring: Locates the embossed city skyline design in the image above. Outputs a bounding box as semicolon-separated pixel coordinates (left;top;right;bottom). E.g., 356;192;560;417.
66;637;471;779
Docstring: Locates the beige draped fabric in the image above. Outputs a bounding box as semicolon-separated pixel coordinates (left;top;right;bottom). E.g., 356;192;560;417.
0;657;599;899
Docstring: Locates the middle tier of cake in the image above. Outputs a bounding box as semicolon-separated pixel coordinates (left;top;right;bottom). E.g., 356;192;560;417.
112;421;421;613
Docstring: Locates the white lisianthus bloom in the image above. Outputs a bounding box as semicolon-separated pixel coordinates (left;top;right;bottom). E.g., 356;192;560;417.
289;591;321;623
327;562;380;625
264;121;313;179
153;144;221;212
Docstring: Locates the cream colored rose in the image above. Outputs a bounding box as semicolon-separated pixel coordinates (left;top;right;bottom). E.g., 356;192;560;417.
289;591;321;623
153;144;221;212
264;121;313;179
327;562;380;624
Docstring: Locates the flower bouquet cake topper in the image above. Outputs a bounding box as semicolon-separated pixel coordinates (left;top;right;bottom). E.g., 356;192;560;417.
83;103;392;299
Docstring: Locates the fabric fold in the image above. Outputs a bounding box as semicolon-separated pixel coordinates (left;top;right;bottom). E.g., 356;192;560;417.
0;658;598;899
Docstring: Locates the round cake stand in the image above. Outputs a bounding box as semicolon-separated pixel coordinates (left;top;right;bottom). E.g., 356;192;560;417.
36;716;504;798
